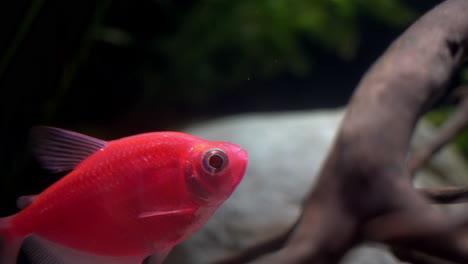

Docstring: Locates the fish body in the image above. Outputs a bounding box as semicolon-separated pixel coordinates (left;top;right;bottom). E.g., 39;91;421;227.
0;127;248;264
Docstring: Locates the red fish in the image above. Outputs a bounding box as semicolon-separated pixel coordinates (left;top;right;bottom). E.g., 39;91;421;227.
0;127;248;264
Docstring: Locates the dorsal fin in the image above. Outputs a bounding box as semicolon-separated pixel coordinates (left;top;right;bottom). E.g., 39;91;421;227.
30;126;108;173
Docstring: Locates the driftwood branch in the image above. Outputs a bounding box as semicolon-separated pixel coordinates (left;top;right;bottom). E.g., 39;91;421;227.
409;86;468;175
215;0;468;263
391;247;459;264
420;187;468;204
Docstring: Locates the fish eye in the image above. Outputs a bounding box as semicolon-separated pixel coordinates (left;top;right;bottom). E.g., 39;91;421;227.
203;148;229;174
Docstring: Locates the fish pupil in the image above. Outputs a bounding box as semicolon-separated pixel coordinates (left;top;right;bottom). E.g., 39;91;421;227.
209;154;223;168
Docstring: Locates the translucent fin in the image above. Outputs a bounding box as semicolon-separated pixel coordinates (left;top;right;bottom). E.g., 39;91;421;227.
23;236;145;264
144;248;172;264
30;126;108;173
0;216;23;264
17;194;38;210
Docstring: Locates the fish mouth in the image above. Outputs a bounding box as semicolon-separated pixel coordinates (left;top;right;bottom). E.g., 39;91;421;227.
235;148;249;182
237;148;248;161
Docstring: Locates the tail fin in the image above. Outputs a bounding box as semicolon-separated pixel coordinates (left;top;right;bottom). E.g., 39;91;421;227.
0;216;23;264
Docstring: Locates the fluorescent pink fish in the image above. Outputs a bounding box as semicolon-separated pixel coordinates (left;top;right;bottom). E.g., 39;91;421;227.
0;127;248;264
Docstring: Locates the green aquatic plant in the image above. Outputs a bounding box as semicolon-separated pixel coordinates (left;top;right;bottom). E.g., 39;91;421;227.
157;0;415;95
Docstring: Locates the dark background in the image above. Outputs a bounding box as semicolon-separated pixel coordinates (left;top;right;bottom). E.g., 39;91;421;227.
0;0;447;251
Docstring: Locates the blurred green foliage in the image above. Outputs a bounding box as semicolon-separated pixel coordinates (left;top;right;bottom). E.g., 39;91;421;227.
117;0;416;102
425;106;468;159
426;107;454;128
425;67;468;159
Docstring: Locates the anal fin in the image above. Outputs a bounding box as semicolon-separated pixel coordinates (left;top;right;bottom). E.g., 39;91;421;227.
23;236;146;264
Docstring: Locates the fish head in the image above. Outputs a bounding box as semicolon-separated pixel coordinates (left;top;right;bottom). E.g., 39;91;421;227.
184;141;248;205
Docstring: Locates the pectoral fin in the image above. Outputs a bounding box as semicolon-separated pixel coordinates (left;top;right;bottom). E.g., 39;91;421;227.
23;236;145;264
143;248;172;264
138;208;196;219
